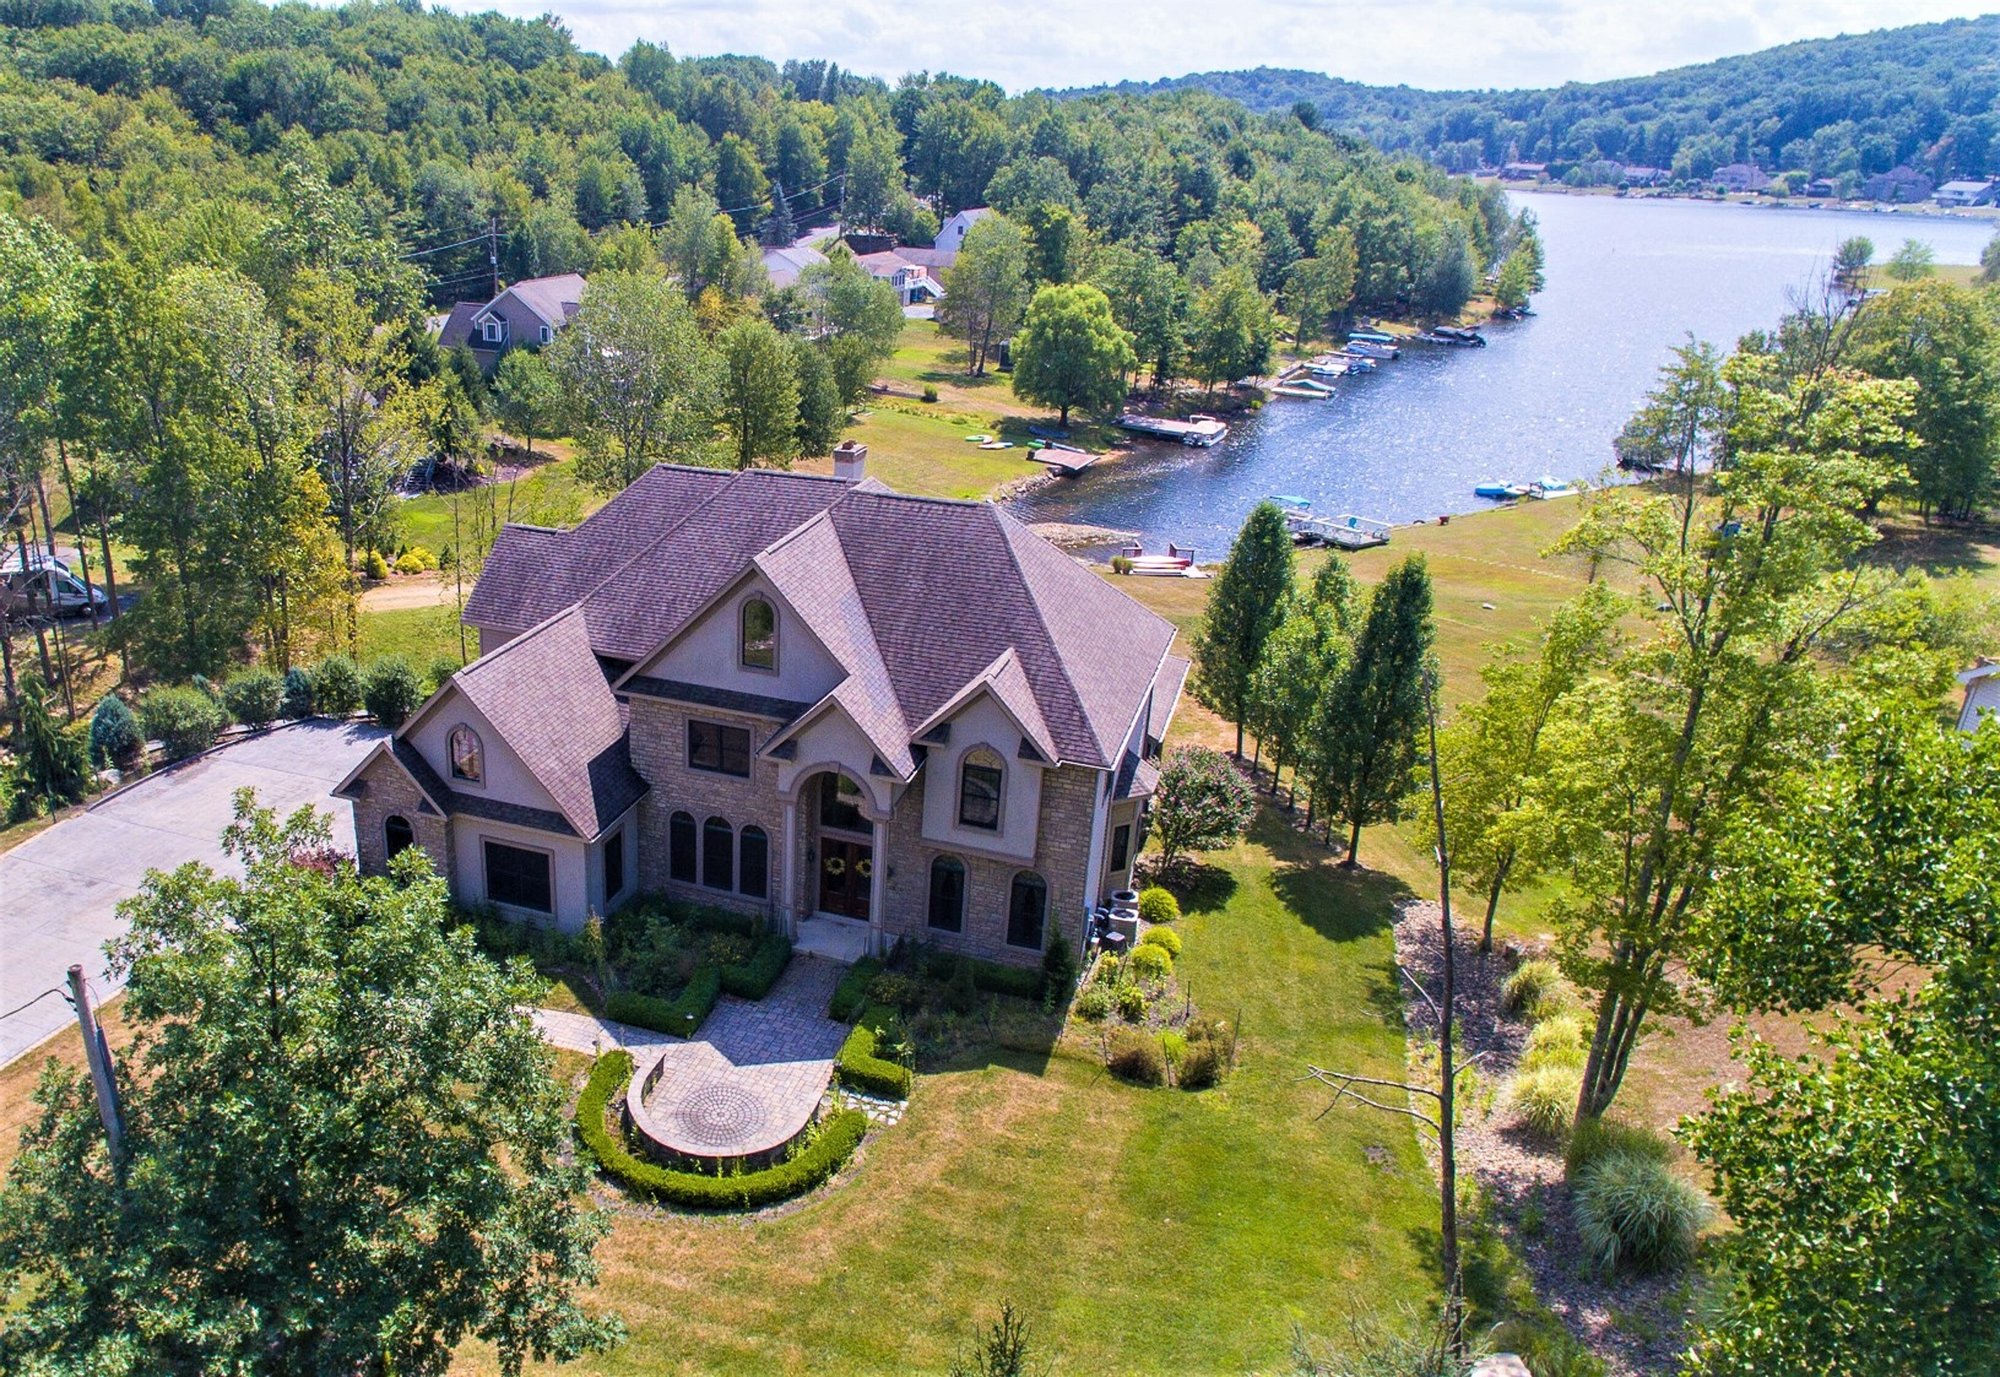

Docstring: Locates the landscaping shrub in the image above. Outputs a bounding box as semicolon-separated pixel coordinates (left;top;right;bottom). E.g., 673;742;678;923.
1138;925;1181;958
141;686;229;761
310;656;362;715
575;1052;867;1209
1137;886;1180;925
88;695;142;768
719;932;791;999
968;957;1046;1001
606;965;721;1036
829;957;883;1021
1521;1013;1588;1073
1115;984;1147;1021
1160;1029;1187;1068
1110;555;1134;575
867;970;922;1011
1177;1035;1223;1089
222;669;284;727
1129;941;1172;983
836;1005;912;1098
424;655;462;694
395;545;440;574
921;384;938;403
279;667;314;718
1106;1027;1167;1086
361;655;424;727
945;957;979;1014
1041;921;1077;999
364;549;390;581
1566;1116;1675;1178
1574;1149;1710;1275
1073;986;1112;1021
1501;958;1567;1017
1509;1065;1582;1140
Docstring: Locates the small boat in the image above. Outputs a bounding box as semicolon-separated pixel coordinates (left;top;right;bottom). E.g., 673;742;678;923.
1423;325;1488;348
978;439;1014;450
1532;476;1586;499
1269;494;1312;510
964;433;993;443
1349;330;1396;344
1330;351;1378;372
1474;481;1530;500
1272;384;1330;399
1118;541;1198;574
1344;341;1400;361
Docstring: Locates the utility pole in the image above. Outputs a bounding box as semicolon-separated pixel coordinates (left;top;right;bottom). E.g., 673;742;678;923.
488;216;501;300
67;964;124;1171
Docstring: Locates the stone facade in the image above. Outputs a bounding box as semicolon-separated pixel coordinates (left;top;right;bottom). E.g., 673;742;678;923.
348;753;452;885
627;694;786;914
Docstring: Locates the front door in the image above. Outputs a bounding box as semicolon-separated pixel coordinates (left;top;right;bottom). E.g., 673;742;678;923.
818;837;872;920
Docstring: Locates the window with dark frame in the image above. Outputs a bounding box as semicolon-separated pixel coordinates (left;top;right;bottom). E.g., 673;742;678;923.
740;598;777;671
384;815;414;860
687;719;751;777
959;755;1003;830
819;774;867;833
449;725;483;783
669;811;697;882
1006;872;1047;949
928;855;966;932
484;840;552;913
603;829;624;901
1110;823;1131;873
739;825;769;899
701;816;734;891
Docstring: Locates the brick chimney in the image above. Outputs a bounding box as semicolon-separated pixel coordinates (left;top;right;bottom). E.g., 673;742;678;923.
833;440;868;482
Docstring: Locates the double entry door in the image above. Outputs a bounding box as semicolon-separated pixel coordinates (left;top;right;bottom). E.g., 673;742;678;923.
818;836;873;920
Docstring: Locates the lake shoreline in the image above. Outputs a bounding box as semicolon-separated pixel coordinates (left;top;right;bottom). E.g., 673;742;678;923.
1508;184;2000;234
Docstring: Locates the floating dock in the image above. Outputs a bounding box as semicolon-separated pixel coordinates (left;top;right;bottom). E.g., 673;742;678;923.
1032;446;1098;475
1115;412;1230;447
1285;510;1392;550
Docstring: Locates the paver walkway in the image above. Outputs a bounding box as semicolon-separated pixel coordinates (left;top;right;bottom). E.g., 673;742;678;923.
633;956;850;1161
1;720;385;1067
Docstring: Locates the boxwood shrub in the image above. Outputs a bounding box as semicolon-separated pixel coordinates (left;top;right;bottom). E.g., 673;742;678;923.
575;1051;868;1211
829;956;883;1021
140;686;229;761
835;1005;913;1099
606;965;721;1036
720;931;792;999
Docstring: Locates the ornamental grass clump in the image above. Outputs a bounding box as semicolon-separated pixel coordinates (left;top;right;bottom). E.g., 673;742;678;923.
1501;958;1570;1018
1574;1149;1710;1275
1106;1027;1167;1086
1510;1065;1582;1140
1521;1012;1589;1073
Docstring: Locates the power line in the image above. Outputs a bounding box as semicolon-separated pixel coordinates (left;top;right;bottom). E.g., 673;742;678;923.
399;232;494;260
0;987;66;1024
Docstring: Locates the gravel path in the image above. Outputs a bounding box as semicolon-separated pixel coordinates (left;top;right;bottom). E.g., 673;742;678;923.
1391;900;1689;1376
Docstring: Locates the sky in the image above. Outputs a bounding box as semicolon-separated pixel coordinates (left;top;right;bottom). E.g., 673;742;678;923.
435;0;1998;93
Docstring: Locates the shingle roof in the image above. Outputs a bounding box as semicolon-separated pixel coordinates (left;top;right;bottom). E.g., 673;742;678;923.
445;605;647;838
433;301;484;351
492;273;586;328
761;245;827;288
462;466;1179;772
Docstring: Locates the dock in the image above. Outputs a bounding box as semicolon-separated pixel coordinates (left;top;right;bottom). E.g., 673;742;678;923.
1285;510;1392;550
1116;412;1229;447
1032;446;1098;475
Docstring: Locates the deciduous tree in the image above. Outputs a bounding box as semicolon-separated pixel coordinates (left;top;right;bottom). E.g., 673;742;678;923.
1150;745;1256;869
715;316;800;470
494;347;562;462
938;216;1031;376
1009;283;1135;427
1186;266;1274;396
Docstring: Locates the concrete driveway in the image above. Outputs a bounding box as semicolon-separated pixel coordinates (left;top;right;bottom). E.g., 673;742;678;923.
0;719;385;1067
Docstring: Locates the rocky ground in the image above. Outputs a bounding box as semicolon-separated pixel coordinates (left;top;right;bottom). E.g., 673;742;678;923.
1391;900;1691;1376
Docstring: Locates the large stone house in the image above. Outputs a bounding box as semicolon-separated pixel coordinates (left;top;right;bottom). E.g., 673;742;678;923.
336;460;1188;965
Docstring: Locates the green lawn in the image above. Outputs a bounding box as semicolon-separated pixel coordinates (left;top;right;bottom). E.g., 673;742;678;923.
395;456;601;558
830;405;1041;500
357;604;471;668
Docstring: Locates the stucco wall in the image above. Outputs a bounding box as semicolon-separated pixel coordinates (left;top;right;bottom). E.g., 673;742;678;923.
452;815;590;931
406;691;560;819
630;573;844;706
918;694;1045;862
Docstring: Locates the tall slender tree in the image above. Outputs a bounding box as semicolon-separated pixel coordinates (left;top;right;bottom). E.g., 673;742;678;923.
938;216;1031;376
1192;502;1295;756
715;317;800;470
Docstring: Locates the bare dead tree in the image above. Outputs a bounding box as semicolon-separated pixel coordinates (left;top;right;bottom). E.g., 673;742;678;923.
1305;671;1477;1357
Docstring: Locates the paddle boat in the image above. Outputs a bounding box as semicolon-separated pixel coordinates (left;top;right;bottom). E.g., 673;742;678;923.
964;432;994;443
1474;481;1531;500
978;439;1015;450
1269;495;1312;510
1531;476;1587;499
1272;382;1331;399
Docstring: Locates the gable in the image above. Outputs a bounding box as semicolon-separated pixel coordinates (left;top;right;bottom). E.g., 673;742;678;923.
625;569;845;707
406;687;564;819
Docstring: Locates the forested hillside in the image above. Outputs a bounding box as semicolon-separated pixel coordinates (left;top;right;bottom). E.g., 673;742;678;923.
1055;15;2000;183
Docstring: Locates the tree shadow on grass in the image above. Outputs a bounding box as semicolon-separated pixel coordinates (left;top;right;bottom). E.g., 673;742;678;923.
1161;860;1238;916
1258;810;1416;946
917;1001;1064;1078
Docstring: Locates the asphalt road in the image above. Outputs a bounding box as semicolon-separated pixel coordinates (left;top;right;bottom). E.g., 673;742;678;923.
0;719;385;1067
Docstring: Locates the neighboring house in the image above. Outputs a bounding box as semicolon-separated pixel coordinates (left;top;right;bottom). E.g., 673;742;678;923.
1618;165;1668;187
935;207;994;255
1958;660;2000;733
1861;166;1934;204
761;244;828;290
1710;163;1767;194
1499;162;1548;182
1803;177;1838;199
339;458;1188;968
853;249;947;305
432;273;587;370
1934;178;1998;208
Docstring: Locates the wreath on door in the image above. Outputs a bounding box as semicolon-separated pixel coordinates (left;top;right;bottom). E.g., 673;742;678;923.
855;858;874;880
823;856;846;877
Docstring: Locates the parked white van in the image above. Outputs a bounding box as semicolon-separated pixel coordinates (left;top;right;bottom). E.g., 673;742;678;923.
1;557;108;618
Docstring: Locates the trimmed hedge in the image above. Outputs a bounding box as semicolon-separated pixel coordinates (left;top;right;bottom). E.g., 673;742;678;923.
606;965;721;1036
576;1051;868;1211
967;956;1046;1000
829;956;884;1021
720;932;792;1000
835;1004;913;1099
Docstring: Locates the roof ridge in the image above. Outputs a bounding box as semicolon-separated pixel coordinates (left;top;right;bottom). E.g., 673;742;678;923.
455;602;581;681
988;506;1101;766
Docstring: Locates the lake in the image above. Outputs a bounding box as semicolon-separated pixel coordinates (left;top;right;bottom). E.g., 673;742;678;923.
1011;194;1996;552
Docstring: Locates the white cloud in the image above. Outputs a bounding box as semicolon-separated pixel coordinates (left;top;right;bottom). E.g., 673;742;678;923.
440;0;1993;92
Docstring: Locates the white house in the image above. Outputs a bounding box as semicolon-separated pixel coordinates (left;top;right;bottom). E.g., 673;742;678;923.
935;207;994;255
1934;179;1998;208
1957;660;2000;732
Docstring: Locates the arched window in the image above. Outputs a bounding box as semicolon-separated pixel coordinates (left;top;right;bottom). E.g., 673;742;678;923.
740;597;777;671
819;773;867;834
384;814;414;861
959;748;1004;831
928;855;966;932
1006;871;1047;950
702;816;734;892
448;725;483;783
739;825;769;899
669;811;697;883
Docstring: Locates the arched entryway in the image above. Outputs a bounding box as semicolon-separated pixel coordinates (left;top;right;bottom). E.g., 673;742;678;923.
809;770;874;921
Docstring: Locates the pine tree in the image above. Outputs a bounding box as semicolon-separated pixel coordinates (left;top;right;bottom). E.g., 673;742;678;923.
1313;555;1435;866
1192;502;1295;756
